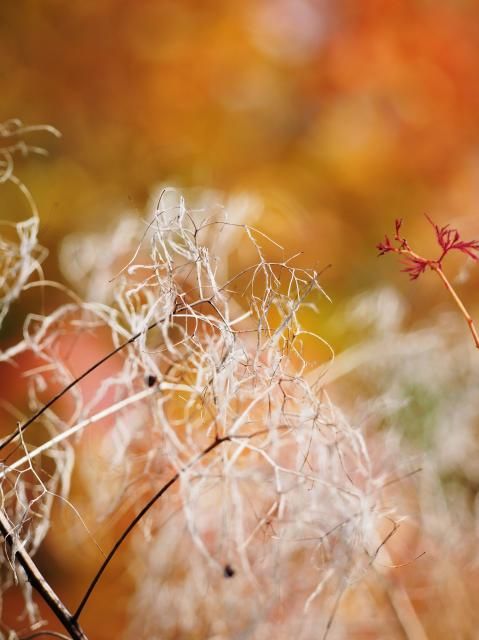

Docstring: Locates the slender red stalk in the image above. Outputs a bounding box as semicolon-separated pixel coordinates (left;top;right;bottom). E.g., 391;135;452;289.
378;216;479;349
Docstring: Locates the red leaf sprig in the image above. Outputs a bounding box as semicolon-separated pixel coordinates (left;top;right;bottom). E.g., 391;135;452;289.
377;216;479;349
377;216;479;280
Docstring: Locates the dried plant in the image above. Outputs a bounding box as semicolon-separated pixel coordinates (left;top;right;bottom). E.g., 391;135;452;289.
0;131;408;639
0;119;60;331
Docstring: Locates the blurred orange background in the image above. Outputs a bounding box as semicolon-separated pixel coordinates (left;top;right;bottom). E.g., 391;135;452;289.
2;0;479;319
2;1;479;637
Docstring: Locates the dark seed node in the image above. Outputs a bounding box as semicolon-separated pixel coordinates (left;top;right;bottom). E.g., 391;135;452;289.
146;375;157;387
223;564;235;578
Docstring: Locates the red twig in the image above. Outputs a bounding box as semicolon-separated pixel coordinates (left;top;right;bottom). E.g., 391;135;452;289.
378;216;479;349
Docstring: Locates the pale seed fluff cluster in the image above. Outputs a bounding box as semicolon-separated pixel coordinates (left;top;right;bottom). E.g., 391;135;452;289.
0;127;404;639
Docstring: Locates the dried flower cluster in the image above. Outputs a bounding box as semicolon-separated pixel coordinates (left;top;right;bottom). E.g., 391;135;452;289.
0;128;402;640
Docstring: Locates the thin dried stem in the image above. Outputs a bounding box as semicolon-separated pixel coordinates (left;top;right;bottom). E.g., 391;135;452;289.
0;510;88;640
73;435;230;621
0;387;158;478
433;265;479;349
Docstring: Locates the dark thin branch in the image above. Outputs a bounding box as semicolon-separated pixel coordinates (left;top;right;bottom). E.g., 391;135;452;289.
322;579;346;640
73;435;230;622
0;510;88;640
0;315;171;455
381;467;422;488
0;275;254;457
1;294;225;455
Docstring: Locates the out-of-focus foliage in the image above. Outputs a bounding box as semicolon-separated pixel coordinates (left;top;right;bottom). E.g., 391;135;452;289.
3;0;479;305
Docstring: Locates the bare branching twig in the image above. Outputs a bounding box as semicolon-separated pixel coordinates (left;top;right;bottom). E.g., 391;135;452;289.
1;160;401;638
378;216;479;348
